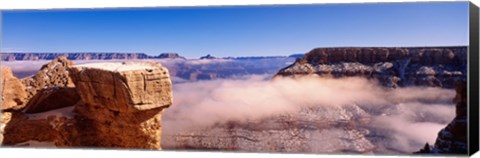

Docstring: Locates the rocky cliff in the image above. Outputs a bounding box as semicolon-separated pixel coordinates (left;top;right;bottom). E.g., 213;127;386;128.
1;60;173;149
1;53;186;61
415;81;467;154
275;47;467;88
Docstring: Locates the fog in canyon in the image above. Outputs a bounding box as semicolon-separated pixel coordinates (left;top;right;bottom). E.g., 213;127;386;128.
162;75;455;153
1;57;456;154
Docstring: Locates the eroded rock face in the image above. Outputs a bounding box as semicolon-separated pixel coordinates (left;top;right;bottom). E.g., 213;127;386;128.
68;62;172;149
2;107;76;147
415;81;468;154
276;47;467;88
0;112;12;144
1;67;28;110
1;57;76;144
69;62;173;112
2;61;173;149
73;103;165;148
24;87;80;114
22;56;75;98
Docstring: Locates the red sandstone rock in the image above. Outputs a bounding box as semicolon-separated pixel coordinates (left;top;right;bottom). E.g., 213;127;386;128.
1;67;28;110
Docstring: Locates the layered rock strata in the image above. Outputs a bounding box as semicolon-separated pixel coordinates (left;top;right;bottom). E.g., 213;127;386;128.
1;52;186;61
1;62;173;149
69;62;173;148
21;56;75;99
275;47;467;88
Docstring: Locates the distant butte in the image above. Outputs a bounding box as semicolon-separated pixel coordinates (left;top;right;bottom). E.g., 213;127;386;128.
275;46;467;88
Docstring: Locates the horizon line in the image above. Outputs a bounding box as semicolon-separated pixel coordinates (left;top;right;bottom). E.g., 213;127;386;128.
0;45;469;55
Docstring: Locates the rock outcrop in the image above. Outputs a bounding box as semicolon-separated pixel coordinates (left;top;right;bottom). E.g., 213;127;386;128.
1;61;173;149
415;81;467;154
275;47;467;88
1;107;76;147
23;87;80;114
69;62;172;112
21;56;75;98
0;112;11;145
69;62;173;148
1;67;28;110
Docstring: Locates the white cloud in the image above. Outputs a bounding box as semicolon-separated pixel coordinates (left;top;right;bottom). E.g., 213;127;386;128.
162;75;456;153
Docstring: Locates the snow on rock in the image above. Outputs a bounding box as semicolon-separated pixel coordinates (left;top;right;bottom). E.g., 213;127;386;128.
21;56;75;99
73;62;160;72
25;106;75;120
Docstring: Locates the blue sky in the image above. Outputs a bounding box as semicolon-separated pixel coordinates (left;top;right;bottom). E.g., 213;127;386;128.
1;2;469;58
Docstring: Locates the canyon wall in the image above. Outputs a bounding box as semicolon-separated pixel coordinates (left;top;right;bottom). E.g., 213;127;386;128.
1;53;185;61
415;81;468;154
275;46;467;88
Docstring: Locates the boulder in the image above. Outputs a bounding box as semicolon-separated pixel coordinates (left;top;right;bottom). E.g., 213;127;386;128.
1;67;28;110
22;56;75;99
69;62;172;112
2;61;174;149
68;62;173;149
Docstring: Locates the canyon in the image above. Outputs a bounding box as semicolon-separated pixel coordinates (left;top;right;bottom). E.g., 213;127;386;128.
161;46;468;154
0;46;468;155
